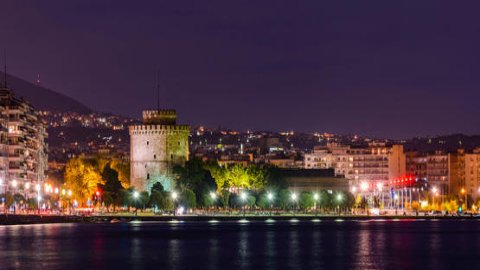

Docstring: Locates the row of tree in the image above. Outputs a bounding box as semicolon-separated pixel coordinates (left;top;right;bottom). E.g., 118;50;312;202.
60;157;359;212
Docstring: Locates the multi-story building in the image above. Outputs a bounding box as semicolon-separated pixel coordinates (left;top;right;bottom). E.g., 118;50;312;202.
465;148;480;200
129;109;189;192
448;149;466;197
406;151;427;180
304;142;406;187
425;151;449;192
0;87;48;196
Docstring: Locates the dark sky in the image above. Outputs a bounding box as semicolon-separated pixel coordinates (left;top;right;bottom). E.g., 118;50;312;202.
1;0;480;139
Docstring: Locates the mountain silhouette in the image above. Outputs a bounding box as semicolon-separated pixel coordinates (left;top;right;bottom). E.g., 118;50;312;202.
0;71;91;113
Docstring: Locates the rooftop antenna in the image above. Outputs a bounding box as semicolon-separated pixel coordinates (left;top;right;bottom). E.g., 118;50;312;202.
3;49;6;88
156;70;160;111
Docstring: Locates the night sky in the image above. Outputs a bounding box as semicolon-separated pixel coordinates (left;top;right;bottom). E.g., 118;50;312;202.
1;1;480;139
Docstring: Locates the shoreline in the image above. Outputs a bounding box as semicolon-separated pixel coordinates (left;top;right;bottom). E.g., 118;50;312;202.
1;214;479;225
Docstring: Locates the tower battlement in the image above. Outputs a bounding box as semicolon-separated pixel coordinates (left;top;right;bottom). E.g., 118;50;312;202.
142;110;177;125
130;109;190;192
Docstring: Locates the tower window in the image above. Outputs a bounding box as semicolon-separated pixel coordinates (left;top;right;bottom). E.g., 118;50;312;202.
154;154;156;159
147;173;150;180
147;141;149;145
171;154;173;160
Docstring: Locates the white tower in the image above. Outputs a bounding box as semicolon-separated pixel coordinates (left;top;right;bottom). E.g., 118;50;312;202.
129;110;189;192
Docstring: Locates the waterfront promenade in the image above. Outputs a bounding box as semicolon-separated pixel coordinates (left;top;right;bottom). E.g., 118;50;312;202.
1;212;478;225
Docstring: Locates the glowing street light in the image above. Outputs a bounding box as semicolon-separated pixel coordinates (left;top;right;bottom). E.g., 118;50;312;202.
313;193;320;216
133;191;139;216
267;192;274;216
209;192;217;215
171;191;178;216
360;181;368;192
461;188;467;210
25;182;31;190
11;179;17;188
376;183;383;192
336;193;343;215
291;192;298;216
240;192;247;217
267;192;273;201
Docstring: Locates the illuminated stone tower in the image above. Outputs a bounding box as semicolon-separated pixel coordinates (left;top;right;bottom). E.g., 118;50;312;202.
129;110;189;192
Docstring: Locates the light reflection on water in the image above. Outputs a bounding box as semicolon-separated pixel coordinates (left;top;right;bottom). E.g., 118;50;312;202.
1;220;480;269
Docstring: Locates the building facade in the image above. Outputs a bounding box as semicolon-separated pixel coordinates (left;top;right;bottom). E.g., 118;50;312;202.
0;87;48;196
129;110;189;192
465;148;480;200
304;142;406;188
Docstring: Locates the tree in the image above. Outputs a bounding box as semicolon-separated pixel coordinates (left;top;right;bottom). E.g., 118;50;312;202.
138;191;150;211
277;189;291;209
180;189;197;210
319;190;334;209
207;163;267;193
101;163;124;211
246;194;256;208
64;157;103;205
220;189;231;209
102;192;114;211
174;158;216;207
110;159;130;189
257;192;270;209
299;192;314;211
151;182;165;194
150;190;172;212
246;165;267;190
119;189;133;209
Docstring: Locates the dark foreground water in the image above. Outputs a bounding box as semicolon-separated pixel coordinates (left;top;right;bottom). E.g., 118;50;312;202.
1;219;480;270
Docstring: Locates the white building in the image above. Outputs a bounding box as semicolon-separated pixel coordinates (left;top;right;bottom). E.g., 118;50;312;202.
0;87;48;196
129;110;189;192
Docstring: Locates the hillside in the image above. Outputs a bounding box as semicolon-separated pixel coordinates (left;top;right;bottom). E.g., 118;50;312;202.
0;71;91;113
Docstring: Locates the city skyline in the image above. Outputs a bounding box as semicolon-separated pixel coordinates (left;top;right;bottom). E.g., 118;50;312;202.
2;1;480;138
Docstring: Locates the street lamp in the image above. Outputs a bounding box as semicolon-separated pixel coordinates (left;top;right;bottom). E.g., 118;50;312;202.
133;191;139;216
11;180;17;214
209;192;217;215
240;192;247;217
267;192;274;216
461;188;467;211
360;181;368;192
313;193;320;216
24;183;31;213
171;191;178;216
336;193;343;215
291;193;298;216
